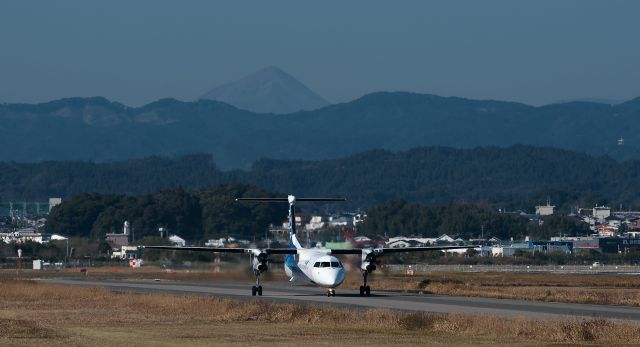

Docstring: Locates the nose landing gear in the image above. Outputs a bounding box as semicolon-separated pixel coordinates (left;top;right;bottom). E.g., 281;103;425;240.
327;288;336;297
251;270;263;296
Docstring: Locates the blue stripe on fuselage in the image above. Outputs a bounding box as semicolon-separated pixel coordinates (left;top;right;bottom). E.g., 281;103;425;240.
285;254;312;282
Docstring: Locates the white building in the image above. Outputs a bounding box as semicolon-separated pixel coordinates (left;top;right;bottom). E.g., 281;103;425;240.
328;215;352;227
169;235;186;247
111;245;142;259
205;238;226;247
353;213;367;226
535;205;555;216
0;230;68;244
305;216;325;230
387;236;435;246
593;206;611;219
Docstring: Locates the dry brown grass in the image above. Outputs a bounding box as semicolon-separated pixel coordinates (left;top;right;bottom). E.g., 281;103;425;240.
0;318;59;339
8;266;640;307
340;271;640;307
1;278;640;346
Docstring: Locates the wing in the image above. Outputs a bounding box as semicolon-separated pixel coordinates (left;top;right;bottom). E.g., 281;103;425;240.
143;246;246;253
372;245;475;254
143;245;297;255
330;245;475;257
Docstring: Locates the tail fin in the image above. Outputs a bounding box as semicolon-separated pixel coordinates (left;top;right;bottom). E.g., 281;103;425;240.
288;201;303;250
236;195;345;250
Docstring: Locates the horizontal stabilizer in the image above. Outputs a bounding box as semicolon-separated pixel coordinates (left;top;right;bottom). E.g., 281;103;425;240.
236;197;345;202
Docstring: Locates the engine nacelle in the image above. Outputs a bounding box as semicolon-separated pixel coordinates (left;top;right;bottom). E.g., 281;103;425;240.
253;252;269;273
361;261;376;273
257;252;269;263
361;249;378;273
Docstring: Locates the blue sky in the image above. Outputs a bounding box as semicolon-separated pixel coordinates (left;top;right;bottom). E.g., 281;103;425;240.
1;0;638;106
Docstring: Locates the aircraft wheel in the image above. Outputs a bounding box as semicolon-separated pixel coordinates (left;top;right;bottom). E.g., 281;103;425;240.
251;286;257;296
257;286;263;296
365;286;371;296
359;285;365;296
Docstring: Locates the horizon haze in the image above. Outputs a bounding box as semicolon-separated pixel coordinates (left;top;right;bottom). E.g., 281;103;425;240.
1;1;639;107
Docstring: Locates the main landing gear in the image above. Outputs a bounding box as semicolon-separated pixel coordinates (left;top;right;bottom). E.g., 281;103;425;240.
326;288;336;297
251;270;263;296
359;271;371;296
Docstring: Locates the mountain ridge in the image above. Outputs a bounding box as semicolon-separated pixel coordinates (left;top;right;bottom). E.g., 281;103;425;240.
1;91;639;167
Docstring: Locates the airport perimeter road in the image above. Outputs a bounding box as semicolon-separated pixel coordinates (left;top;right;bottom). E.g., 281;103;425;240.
41;278;640;322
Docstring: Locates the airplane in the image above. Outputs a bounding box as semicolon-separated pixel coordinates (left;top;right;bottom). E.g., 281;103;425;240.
144;195;473;297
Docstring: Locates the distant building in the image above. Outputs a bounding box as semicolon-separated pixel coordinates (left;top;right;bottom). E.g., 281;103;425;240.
105;221;130;248
387;240;417;248
111;245;142;260
531;241;573;254
324;241;353;250
535;201;555;216
169;235;186;247
625;231;640;238
436;234;459;243
353;213;367;226
328;215;353;227
491;242;532;257
599;237;640;253
106;233;129;248
593;206;611;219
305;216;325;230
205;238;226;247
572;238;600;253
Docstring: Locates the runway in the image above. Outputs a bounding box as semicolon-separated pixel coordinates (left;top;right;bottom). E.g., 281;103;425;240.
41;278;640;322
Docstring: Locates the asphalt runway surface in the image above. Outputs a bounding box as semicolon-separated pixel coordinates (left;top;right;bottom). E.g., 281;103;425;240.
41;278;640;322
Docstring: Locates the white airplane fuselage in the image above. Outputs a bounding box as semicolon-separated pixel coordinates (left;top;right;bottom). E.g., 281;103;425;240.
284;248;346;289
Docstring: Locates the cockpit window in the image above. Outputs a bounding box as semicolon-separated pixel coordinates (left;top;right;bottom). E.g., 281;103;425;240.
314;261;342;268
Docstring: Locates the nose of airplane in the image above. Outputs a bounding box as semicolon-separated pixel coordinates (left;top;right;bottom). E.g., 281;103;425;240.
317;268;345;288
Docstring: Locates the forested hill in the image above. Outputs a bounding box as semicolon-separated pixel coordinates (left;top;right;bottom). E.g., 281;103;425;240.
1;92;640;168
3;145;640;211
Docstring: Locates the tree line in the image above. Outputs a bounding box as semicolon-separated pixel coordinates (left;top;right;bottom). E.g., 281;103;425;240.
357;199;590;241
2;145;640;212
45;185;286;243
44;185;589;243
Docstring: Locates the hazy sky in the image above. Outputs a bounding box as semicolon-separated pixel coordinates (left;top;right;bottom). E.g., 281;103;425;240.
1;1;639;106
